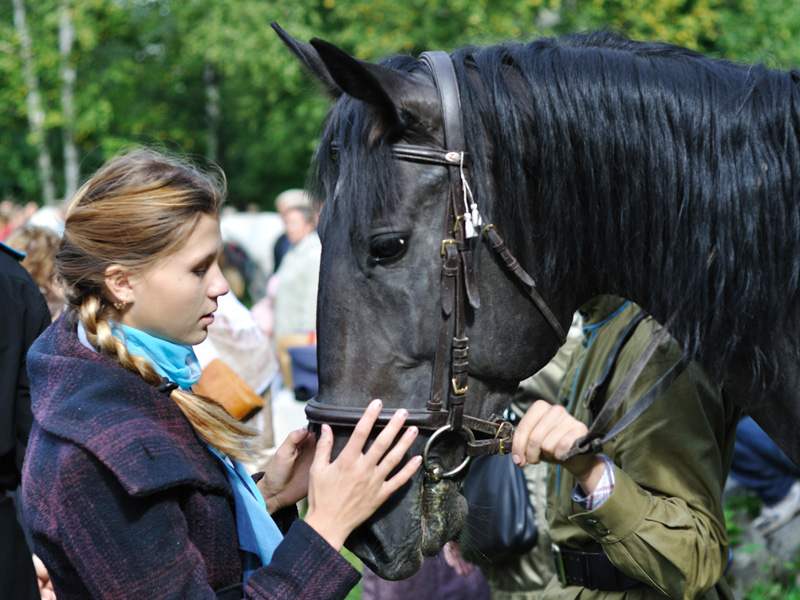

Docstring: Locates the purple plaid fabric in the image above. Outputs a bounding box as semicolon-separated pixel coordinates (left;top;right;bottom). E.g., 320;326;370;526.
572;455;616;511
22;315;359;599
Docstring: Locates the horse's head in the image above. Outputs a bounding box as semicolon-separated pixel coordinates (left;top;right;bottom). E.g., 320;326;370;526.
273;23;574;579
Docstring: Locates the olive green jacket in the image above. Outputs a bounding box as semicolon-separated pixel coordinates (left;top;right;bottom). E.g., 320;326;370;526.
545;297;739;600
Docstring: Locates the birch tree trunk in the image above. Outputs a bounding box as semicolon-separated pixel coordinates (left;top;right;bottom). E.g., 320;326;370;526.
204;62;220;164
60;2;79;200
13;0;56;205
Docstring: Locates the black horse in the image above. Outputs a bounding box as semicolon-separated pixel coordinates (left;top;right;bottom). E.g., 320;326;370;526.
273;24;800;579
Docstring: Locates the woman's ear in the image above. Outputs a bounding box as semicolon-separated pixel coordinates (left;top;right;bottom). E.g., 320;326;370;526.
104;264;133;306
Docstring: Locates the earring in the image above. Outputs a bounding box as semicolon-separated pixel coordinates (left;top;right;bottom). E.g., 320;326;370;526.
113;301;127;311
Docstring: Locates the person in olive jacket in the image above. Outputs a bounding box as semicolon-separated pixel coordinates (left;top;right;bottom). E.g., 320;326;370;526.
22;149;422;600
512;296;739;599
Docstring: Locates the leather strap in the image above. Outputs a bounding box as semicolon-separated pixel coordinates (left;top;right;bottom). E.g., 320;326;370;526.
390;143;462;165
420;51;481;311
420;50;473;432
306;398;512;448
563;314;689;459
482;225;567;345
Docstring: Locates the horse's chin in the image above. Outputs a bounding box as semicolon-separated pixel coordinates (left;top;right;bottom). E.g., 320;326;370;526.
346;478;467;580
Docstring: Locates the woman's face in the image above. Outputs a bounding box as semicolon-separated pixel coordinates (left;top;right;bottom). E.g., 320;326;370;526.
121;214;230;345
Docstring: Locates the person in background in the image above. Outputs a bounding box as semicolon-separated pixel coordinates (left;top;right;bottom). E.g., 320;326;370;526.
729;414;800;535
21;148;421;599
512;296;739;599
272;189;314;273
194;290;280;463
6;224;66;321
272;204;320;341
252;196;321;347
0;240;51;600
0;212;11;241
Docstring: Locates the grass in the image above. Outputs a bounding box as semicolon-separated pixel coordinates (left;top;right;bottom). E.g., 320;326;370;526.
342;548;363;600
724;493;800;599
742;556;800;600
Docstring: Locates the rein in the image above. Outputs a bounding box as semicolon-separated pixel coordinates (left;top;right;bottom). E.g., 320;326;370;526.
305;50;567;482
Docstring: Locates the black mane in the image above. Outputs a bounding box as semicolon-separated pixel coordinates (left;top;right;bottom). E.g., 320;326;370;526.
311;30;800;389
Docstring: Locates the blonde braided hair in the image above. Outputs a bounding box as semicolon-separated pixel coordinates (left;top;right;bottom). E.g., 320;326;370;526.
58;148;256;461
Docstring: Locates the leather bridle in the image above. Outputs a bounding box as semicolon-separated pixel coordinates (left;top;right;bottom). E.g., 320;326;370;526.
305;51;567;482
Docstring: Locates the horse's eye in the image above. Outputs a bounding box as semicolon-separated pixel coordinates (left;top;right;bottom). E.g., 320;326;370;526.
369;234;407;264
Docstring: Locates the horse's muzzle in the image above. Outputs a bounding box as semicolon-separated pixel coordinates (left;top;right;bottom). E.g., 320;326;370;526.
420;477;467;555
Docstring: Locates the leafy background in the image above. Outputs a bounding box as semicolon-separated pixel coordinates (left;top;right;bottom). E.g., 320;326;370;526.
4;0;800;210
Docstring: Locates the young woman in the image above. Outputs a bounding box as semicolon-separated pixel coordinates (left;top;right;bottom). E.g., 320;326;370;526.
21;149;422;600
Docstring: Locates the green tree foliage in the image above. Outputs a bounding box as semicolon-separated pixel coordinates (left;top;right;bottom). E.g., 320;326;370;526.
2;0;800;209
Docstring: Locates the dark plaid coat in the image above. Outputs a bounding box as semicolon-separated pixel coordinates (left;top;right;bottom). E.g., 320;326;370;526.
22;315;360;600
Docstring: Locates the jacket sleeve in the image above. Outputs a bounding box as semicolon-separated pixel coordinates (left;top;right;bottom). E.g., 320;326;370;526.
47;444;358;600
246;520;361;600
567;358;737;600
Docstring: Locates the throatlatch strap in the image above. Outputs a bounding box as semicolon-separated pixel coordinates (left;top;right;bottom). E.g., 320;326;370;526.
482;225;566;345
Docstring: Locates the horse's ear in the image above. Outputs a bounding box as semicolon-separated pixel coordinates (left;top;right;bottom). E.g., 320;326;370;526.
271;22;343;98
309;38;418;140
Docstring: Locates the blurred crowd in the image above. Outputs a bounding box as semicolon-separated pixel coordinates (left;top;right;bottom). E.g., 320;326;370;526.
0;200;40;243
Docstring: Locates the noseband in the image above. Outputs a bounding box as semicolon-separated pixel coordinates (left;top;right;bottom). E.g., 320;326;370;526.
305;51;567;482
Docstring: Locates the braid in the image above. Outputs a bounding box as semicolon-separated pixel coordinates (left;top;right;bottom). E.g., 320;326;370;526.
77;296;257;462
169;389;257;461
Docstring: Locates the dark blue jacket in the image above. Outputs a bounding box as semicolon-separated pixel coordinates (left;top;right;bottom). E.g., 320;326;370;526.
0;242;50;492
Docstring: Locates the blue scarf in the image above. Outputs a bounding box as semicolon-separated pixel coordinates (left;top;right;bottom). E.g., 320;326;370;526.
103;322;284;581
110;322;202;390
205;446;284;583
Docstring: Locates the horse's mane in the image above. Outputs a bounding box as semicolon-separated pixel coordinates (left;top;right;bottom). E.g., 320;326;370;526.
311;31;800;389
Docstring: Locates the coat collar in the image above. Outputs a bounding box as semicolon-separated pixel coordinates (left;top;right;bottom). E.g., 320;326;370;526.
0;240;25;261
578;295;629;327
28;314;230;498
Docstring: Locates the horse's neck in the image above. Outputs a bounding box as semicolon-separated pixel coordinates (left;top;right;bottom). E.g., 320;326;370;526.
555;201;682;330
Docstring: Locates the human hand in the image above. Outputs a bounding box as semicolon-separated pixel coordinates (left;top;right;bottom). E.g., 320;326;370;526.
304;399;422;550
258;426;316;514
33;554;56;600
442;541;476;577
511;400;605;493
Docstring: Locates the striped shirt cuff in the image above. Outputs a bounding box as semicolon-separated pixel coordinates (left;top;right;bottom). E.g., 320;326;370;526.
572;455;615;511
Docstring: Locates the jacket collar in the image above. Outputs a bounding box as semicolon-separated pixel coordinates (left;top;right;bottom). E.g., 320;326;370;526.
578;295;630;327
28;314;230;498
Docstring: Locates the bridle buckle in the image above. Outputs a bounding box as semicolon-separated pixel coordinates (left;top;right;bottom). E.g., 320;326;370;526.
451;377;468;395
